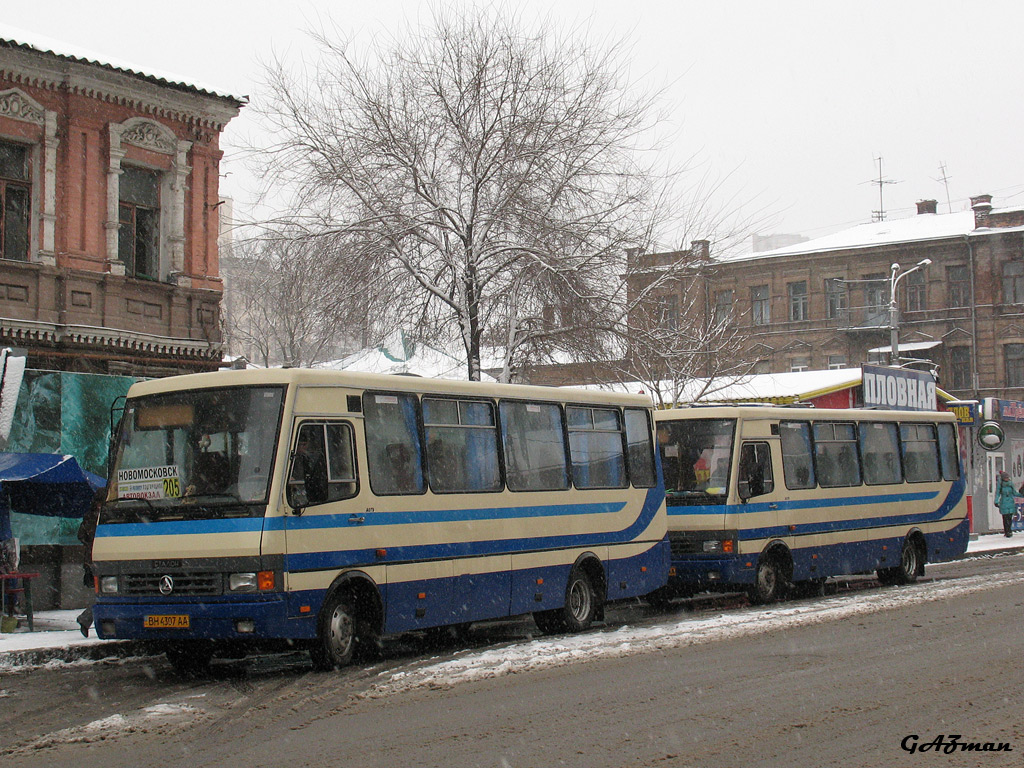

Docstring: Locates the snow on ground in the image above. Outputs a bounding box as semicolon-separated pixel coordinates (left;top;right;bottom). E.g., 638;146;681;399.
365;567;1024;697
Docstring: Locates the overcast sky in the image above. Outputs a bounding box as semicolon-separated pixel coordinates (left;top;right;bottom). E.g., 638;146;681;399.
8;0;1024;248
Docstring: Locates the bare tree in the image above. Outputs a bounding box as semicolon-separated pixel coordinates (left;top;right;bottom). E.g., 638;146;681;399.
224;234;380;368
617;257;757;408
255;6;680;381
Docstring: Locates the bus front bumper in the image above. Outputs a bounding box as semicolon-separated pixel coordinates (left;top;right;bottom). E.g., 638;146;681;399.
93;595;318;642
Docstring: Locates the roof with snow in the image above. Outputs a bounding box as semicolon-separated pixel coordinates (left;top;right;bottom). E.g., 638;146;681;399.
723;207;1024;263
0;23;246;104
579;367;953;406
314;331;496;382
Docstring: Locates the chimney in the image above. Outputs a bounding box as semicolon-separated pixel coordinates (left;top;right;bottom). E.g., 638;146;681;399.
690;239;711;261
971;194;993;227
916;199;937;215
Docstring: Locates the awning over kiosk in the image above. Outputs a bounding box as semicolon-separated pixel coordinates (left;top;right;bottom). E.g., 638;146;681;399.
0;453;105;539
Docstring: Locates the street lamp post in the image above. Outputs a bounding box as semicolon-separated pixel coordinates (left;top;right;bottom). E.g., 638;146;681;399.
888;258;932;366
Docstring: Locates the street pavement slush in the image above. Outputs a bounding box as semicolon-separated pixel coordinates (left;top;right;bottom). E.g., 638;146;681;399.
2;533;1023;665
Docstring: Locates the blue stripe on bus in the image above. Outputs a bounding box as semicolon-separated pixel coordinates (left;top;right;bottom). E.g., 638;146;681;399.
667;478;965;542
278;501;628;530
284;485;665;572
95;500;630;538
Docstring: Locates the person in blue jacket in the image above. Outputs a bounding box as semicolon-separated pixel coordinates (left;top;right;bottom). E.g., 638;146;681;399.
994;470;1017;538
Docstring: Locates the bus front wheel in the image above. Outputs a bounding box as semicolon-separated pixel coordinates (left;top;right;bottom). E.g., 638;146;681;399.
165;641;214;678
748;557;786;604
310;593;357;670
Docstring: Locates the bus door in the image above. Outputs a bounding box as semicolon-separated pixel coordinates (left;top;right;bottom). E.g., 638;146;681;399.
736;438;786;555
283;419;371;590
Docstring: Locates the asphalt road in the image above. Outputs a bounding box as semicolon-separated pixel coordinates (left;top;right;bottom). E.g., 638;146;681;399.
2;552;1022;768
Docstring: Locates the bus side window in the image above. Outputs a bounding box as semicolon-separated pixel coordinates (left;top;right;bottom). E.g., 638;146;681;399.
738;441;774;500
363;392;425;496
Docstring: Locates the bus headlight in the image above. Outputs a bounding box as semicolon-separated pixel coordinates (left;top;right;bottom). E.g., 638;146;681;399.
99;576;119;594
229;573;258;592
229;571;275;592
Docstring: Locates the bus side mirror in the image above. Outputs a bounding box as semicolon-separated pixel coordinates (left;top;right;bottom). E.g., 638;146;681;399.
737;480;752;502
287;481;308;515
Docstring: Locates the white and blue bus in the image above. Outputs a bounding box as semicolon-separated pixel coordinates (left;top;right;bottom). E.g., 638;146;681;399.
653;405;968;602
92;368;668;673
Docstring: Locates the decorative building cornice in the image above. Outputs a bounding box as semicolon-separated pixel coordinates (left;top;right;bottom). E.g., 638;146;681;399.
0;48;242;131
0;317;222;360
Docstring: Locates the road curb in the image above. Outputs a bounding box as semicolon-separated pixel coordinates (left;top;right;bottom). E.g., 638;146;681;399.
0;640;155;668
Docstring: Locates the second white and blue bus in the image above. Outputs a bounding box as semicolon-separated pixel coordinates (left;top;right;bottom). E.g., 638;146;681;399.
653;405;968;602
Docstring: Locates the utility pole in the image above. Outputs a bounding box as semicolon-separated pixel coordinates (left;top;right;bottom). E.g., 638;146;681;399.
867;156;899;222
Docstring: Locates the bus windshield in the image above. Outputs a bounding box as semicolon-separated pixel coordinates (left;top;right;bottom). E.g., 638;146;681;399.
657;418;735;504
105;385;285;518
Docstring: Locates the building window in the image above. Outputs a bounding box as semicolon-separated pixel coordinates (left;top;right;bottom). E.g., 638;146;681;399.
0;140;30;262
948;346;971;390
751;285;770;325
905;269;926;312
787;281;809;321
864;273;889;326
1006;344;1024;388
825;278;848;322
714;289;733;326
118;165;160;279
827;354;847;370
790;356;809;372
947;265;970;308
1002;262;1024;305
658;294;679;332
753;359;770;374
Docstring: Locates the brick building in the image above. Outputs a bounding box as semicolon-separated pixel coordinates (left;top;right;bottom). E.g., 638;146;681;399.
634;194;1024;401
0;27;244;376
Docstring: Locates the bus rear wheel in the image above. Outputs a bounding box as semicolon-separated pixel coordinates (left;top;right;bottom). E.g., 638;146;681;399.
533;567;599;634
310;593;357;670
878;538;922;586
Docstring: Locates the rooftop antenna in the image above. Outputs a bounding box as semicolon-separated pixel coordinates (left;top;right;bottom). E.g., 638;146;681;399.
935;162;953;213
864;155;899;222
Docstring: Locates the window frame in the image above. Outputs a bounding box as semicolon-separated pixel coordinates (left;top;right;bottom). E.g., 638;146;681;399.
1003;261;1024;305
566;404;628;490
787;280;809;322
362;390;427;497
947;265;970;308
899;422;941;483
422;396;503;494
813;421;862;488
288;420;359;507
1005;344;1024;388
499;399;570;493
0;139;31;262
858;421;903;486
751;285;770;326
779;421;815;490
118;164;161;280
825;278;849;322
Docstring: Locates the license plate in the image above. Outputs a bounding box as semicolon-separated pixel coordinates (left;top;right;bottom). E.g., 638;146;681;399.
144;614;190;629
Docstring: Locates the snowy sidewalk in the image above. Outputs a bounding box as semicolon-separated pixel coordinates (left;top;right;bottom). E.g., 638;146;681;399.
2;532;1023;664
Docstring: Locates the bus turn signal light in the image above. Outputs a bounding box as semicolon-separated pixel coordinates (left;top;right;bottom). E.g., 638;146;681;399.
258;571;275;591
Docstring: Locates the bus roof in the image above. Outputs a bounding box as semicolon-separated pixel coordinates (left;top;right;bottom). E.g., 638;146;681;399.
126;367;655;408
656;404;956;422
